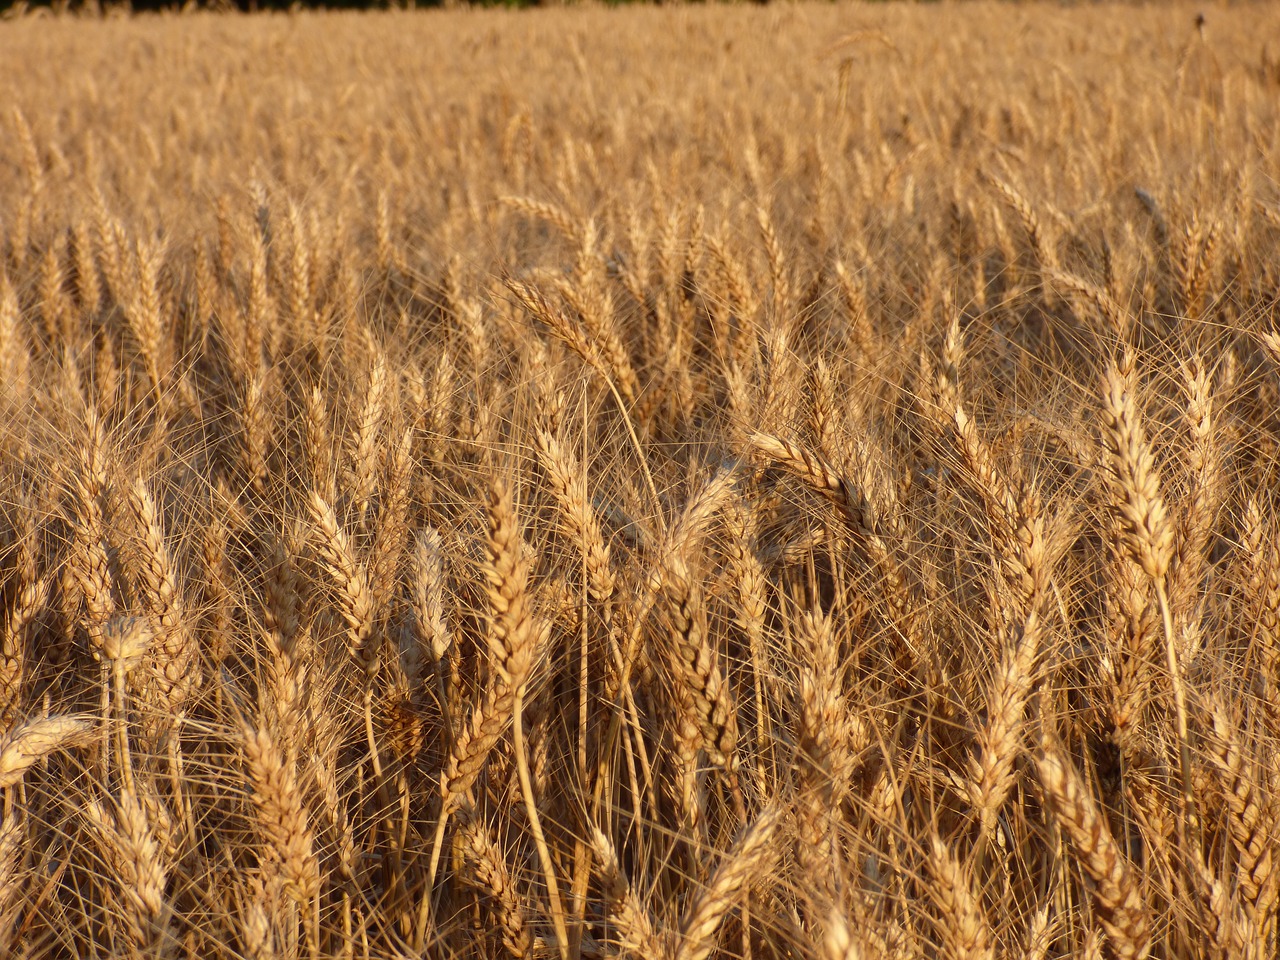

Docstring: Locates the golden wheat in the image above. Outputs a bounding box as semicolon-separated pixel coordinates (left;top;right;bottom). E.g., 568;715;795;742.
0;3;1277;958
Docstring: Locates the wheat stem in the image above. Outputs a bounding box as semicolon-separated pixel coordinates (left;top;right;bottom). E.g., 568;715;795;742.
513;684;571;960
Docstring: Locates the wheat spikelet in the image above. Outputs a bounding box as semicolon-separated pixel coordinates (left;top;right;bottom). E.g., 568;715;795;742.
757;203;792;319
100;615;154;667
593;826;669;958
481;477;538;689
348;349;388;522
500;194;580;243
1205;702;1279;940
1241;498;1280;683
748;430;919;662
929;340;1057;836
725;500;771;777
368;422;412;608
808;357;838;455
747;432;866;533
1050;268;1131;338
411;527;451;662
237;369;272;495
1;504;46;726
0;271;29;395
37;234;70;346
1176;216;1219;320
554;273;640;404
946;403;1048;612
535;425;616;606
793;608;861;901
1101;550;1159;758
1188;858;1248;960
9;107;43;201
663;465;739;566
68;409;115;656
0;812;23;955
244;226;272;367
986;171;1059;271
439;685;514;814
125;237;166;391
1166;356;1220;618
1098;355;1195;842
71;221;101;320
968;611;1044;840
303;383;333;498
263;544;309;744
820;907;860;960
236;875;277;960
285;201;314;338
439;479;542;808
510;276;639;404
1022;904;1054;960
707;232;761;329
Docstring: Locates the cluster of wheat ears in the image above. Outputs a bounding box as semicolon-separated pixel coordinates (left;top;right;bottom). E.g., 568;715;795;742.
0;2;1278;958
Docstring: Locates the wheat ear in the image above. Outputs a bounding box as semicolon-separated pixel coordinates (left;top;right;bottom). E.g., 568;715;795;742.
457;812;534;960
1099;358;1193;847
485;477;571;960
1206;702;1279;947
241;721;320;958
419;479;552;951
0;714;95;788
675;805;782;960
85;788;171;955
128;477;201;709
307;490;379;677
592;826;669;958
926;834;993;960
1036;745;1151;960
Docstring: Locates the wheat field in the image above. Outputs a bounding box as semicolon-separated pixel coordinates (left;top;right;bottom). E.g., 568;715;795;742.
0;2;1278;958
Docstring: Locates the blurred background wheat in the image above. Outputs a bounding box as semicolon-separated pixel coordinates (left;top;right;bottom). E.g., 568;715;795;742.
0;2;1278;958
